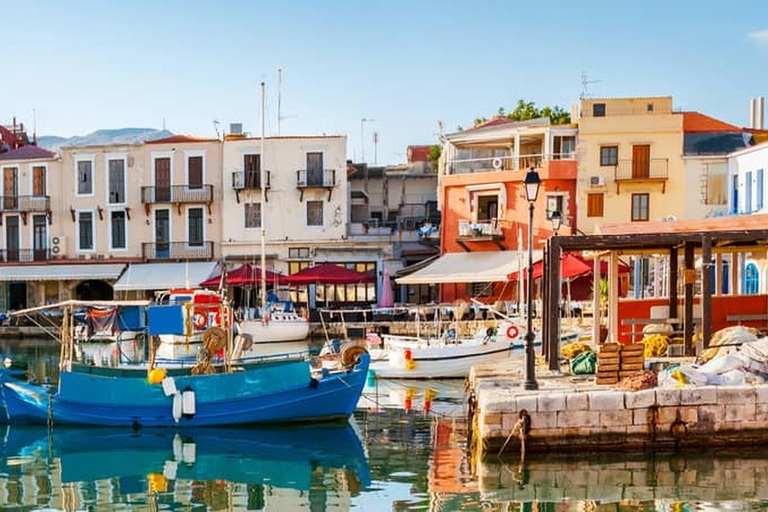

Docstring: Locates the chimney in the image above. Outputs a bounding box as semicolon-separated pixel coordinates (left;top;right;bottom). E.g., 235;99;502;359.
750;98;757;129
758;96;765;130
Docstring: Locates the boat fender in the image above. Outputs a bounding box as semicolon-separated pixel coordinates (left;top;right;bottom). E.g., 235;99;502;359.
172;393;182;422
182;440;197;464
182;387;196;417
161;375;176;396
506;325;520;339
172;433;183;460
163;460;178;481
149;367;167;385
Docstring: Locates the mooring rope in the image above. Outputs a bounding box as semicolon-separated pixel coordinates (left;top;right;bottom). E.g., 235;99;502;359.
499;409;531;461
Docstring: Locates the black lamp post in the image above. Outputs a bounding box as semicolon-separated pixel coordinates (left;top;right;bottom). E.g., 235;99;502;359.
550;210;562;236
523;166;541;390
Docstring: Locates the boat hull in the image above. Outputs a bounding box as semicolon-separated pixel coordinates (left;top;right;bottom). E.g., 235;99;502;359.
1;355;369;427
239;318;310;343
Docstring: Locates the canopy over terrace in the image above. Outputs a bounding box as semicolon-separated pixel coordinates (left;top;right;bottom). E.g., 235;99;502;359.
541;214;768;370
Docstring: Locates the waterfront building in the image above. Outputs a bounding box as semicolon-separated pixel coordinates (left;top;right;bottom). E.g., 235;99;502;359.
402;116;577;305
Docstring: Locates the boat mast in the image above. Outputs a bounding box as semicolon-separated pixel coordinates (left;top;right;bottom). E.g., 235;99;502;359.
260;82;268;319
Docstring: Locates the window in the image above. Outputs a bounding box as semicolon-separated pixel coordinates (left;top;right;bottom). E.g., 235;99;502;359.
111;211;127;250
477;195;498;222
32;166;46;196
188;155;203;189
745;262;759;295
552;136;576;159
78;211;94;251
108;158;126;204
593;103;606;117
587;193;604;217
244;202;261;228
546;194;565;220
757;169;764;210
600;146;618;166
732;174;739;214
289;247;311;259
746;171;753;213
307;201;323;226
631;193;649;221
33;215;47;261
704;162;727;205
188;207;204;246
77;160;93;195
647;103;654;112
466;282;492;297
244;154;261;188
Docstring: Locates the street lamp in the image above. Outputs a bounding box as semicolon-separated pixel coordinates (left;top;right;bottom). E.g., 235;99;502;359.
550;210;562;236
523;166;541;390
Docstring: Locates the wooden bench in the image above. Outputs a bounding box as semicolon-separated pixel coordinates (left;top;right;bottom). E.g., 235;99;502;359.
726;314;768;333
621;317;700;344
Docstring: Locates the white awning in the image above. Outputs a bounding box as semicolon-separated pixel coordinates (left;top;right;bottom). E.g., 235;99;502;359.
0;263;126;282
113;262;219;291
396;251;540;284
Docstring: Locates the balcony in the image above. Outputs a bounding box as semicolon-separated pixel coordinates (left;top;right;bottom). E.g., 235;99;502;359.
456;219;504;251
231;170;272;203
140;185;214;214
0;248;50;262
447;153;577;174
613;158;669;193
296;169;336;201
0;195;52;224
141;241;214;261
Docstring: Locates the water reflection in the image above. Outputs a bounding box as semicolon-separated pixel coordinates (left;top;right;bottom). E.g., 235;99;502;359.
0;423;370;510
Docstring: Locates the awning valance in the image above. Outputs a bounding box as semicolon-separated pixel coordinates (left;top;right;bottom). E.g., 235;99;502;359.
0;263;126;282
396;251;540;285
113;262;219;291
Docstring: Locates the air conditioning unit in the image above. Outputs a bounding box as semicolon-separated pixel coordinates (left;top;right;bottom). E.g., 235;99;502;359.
50;235;67;257
589;175;605;187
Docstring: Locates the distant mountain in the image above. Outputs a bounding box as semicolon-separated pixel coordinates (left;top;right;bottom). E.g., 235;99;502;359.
38;128;174;151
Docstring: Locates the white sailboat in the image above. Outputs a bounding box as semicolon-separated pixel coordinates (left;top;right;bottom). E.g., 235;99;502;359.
238;82;309;347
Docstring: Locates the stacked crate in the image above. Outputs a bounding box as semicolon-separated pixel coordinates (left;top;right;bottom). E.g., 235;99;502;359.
596;344;620;385
620;343;645;379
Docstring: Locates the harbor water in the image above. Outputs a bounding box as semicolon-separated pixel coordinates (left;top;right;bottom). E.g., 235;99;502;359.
2;336;768;510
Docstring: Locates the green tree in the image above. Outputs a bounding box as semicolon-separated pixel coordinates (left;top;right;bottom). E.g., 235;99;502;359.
428;144;442;164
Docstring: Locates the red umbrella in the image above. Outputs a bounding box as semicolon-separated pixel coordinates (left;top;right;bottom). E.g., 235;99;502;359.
199;264;286;287
508;253;596;281
283;263;375;285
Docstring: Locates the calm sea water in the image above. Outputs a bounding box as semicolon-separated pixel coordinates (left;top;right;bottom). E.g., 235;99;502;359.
2;336;768;511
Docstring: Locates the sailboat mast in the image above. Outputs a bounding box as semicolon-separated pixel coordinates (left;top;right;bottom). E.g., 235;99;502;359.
260;82;268;316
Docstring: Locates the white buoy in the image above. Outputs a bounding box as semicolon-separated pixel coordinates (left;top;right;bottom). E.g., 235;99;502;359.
182;388;196;416
172;393;182;422
162;376;177;397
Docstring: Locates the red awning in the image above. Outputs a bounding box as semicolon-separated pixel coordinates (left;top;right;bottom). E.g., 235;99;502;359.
283;263;375;285
509;253;627;281
199;264;286;287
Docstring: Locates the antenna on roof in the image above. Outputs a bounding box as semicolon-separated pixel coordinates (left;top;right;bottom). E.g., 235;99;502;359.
580;71;602;99
277;68;282;136
213;120;221;140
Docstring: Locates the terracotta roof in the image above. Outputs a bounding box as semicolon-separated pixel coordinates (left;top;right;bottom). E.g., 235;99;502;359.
471;116;516;130
145;135;219;144
0;145;57;161
597;214;768;236
682;112;742;133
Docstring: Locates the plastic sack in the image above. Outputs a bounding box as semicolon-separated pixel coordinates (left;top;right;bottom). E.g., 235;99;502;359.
570;350;596;375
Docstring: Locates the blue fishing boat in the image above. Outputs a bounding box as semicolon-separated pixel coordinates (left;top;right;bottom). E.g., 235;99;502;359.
1;300;369;427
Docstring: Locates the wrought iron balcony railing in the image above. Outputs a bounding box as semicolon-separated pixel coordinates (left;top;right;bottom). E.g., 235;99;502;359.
296;169;336;201
140;185;214;204
0;248;50;262
141;241;214;261
232;170;272;191
0;195;50;212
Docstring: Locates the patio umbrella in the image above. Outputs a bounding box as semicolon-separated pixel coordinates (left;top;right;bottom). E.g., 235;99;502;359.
379;267;394;308
199;264;286;287
283;263;375;285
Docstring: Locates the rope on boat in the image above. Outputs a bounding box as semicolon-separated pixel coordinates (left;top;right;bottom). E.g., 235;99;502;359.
499;409;531;461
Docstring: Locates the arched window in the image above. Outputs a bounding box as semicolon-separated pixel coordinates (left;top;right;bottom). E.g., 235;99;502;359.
745;262;759;295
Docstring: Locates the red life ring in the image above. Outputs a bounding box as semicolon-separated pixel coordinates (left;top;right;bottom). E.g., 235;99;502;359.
506;325;520;339
192;313;208;330
213;311;221;326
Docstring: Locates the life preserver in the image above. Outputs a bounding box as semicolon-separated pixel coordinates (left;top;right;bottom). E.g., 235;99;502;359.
192;313;208;330
506;325;520;339
492;157;503;169
213;311;221;326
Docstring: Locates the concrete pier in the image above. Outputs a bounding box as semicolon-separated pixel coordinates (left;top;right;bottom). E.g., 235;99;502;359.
468;358;768;457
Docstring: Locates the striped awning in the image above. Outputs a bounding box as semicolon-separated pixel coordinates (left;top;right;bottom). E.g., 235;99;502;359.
0;263;126;282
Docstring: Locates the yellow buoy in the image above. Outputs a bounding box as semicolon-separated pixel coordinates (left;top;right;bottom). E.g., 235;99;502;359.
148;367;166;384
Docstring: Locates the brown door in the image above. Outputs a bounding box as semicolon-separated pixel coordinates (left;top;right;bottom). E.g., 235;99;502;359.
155;158;171;201
188;156;203;189
307;152;323;186
632;145;650;179
244;154;260;188
3;167;18;210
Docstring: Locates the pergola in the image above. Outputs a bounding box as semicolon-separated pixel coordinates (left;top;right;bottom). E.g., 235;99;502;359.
542;214;768;370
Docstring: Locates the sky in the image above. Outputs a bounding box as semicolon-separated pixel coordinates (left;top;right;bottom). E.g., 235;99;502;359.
4;0;768;166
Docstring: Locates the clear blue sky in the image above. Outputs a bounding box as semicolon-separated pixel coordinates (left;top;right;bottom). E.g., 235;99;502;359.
4;0;768;165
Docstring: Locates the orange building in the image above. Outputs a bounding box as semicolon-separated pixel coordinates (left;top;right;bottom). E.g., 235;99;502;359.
400;117;577;305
